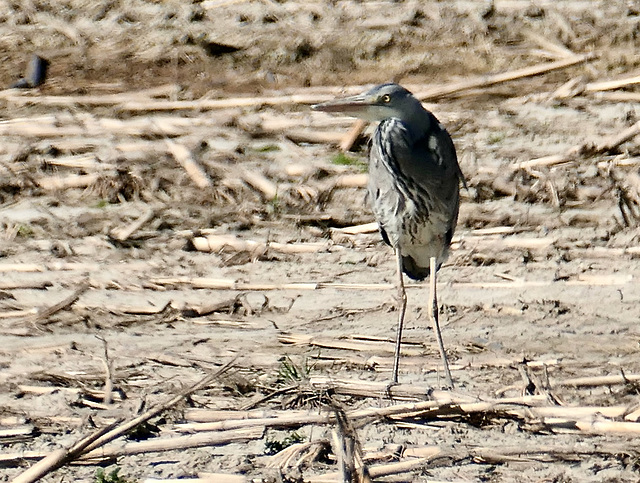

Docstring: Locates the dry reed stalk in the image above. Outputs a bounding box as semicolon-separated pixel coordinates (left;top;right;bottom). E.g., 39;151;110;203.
333;173;368;188
308;376;443;401
307;456;436;482
36;173;101;190
70;358;237;461
0;114;232;138
189;235;336;254
184;409;310;423
514;120;640;171
81;427;263;460
553;373;640;387
593;92;640;102
11;420;122;483
542;419;640;435
334;222;378;234
310;442;640;481
266;440;330;475
278;333;424;356
0;309;38;319
197;474;248;483
586;74;640;92
44;154;115;171
2;84;180;106
165;141;213;189
109;208;156;242
239;169;278;199
177;394;547;434
174;414;328;433
339;119;367;152
285;129;346;145
121;93;338;112
528;406;640;420
331;408;371;483
0;425;35;440
414;53;595;100
522;29;577;59
19;281;89;327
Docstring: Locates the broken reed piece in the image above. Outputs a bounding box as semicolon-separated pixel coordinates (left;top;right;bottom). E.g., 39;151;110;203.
36;173;101;190
109;208;156;242
3;84;180;106
188;234;336;254
415;53;596;101
10;420;122;483
585;74;640;92
19;281;90;327
513;120;640;171
239;169;278;199
165;141;213;189
339;119;367;152
121;93;338;112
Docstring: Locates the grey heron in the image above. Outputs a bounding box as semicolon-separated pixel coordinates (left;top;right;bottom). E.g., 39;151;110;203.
313;83;465;386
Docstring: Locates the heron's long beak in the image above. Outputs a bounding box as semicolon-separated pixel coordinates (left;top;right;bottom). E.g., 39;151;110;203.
311;94;374;114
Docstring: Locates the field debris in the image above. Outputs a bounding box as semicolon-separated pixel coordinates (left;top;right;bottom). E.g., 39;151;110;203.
2;1;640;482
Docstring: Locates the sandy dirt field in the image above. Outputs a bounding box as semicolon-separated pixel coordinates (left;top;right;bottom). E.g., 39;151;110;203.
1;1;640;482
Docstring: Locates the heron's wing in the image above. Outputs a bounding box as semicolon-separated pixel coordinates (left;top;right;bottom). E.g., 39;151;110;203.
378;117;463;207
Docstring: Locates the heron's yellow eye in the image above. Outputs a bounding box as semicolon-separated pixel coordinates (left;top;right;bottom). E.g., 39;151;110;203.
382;94;391;103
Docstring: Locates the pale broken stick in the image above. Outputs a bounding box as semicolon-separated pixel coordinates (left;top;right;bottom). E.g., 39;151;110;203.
109;208;156;242
239;169;278;200
165;140;212;189
11;420;123;483
1;84;180;106
176;393;544;432
19;281;90;328
189;234;340;254
36;173;101;191
80;427;263;461
308;442;640;482
513;119;640;171
76;358;238;456
338;53;596;150
9;358;239;482
182;402;640;429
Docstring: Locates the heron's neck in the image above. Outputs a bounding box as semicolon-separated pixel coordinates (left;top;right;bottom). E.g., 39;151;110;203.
396;109;433;141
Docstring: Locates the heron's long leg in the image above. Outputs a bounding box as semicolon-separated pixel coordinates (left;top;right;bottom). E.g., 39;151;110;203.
392;248;407;384
429;256;454;388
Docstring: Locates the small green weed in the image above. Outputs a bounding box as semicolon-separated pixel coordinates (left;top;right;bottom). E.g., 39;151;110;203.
277;355;312;383
95;199;109;208
487;132;505;145
264;431;305;455
268;193;282;215
331;153;368;172
16;225;33;238
254;144;281;153
95;467;132;483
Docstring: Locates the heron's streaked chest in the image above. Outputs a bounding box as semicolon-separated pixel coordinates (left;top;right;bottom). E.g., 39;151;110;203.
368;120;451;246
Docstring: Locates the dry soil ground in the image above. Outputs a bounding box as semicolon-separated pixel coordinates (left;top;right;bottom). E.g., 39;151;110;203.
1;1;640;482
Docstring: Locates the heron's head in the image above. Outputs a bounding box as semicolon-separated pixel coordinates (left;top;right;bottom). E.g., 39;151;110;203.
312;83;425;124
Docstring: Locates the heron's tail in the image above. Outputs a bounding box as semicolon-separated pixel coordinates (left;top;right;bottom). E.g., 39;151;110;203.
401;255;441;281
